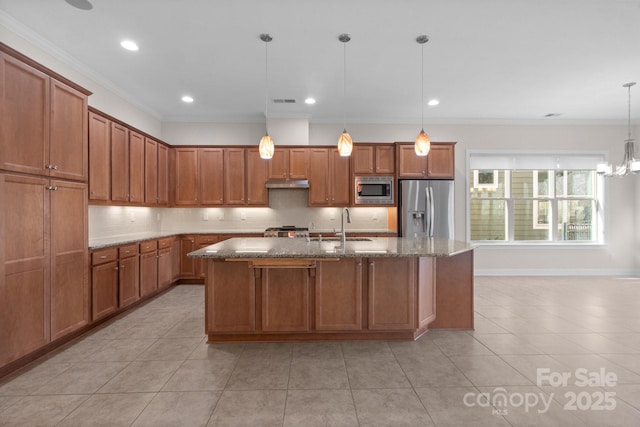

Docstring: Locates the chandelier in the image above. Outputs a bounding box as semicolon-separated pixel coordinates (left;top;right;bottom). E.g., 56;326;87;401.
597;82;640;176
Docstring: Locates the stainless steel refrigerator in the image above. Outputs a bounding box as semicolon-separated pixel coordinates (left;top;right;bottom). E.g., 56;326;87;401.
398;180;454;239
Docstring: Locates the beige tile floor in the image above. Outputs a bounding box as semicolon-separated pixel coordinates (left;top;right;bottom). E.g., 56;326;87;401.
1;276;640;426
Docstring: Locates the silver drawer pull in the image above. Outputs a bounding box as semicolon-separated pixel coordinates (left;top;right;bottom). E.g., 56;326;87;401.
100;255;108;259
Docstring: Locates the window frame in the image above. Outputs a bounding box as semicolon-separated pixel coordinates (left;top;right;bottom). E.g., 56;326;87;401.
466;150;606;246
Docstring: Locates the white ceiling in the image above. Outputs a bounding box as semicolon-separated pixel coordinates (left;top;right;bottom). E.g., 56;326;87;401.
1;0;639;125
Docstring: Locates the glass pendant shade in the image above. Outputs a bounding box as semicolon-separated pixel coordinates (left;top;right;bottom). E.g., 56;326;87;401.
414;129;431;156
338;131;353;156
259;134;274;159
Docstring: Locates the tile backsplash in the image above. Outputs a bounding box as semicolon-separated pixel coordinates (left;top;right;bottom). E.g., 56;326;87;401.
89;189;391;240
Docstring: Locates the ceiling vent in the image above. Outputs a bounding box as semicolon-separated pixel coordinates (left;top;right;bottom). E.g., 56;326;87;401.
273;98;296;104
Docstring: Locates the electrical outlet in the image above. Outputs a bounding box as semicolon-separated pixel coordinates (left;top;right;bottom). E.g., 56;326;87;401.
156;213;161;221
203;211;209;221
129;212;135;222
218;212;225;221
372;211;378;221
240;211;247;220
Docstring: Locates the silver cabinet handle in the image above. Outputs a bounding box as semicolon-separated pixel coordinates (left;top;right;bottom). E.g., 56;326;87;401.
46;186;58;191
46;164;58;170
100;255;107;259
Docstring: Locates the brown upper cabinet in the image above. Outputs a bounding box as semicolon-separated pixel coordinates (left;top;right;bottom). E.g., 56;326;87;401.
88;112;111;201
224;148;246;205
110;122;129;202
173;147;224;206
308;148;350;206
396;142;455;179
157;144;169;205
144;137;158;205
246;148;268;206
0;50;89;181
267;147;309;180
128;131;145;204
352;144;395;175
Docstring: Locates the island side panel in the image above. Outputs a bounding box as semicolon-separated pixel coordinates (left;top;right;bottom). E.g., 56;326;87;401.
206;260;255;333
417;257;436;330
430;250;474;329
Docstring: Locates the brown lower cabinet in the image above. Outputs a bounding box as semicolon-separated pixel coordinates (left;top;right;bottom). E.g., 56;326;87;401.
205;256;435;341
139;240;158;298
91;237;179;322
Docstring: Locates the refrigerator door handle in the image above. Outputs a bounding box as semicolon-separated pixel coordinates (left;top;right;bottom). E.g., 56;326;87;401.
424;186;431;236
429;187;435;236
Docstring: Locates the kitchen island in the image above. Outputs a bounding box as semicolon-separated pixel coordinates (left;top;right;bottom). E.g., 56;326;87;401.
188;237;474;342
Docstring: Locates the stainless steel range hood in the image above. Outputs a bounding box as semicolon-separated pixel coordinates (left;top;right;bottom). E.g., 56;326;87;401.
265;179;309;189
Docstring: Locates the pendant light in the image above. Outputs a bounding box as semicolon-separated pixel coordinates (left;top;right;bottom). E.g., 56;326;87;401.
597;82;640;176
338;34;353;157
415;35;431;156
259;33;275;160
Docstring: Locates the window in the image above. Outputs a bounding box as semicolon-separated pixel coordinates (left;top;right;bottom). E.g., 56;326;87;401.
468;152;604;244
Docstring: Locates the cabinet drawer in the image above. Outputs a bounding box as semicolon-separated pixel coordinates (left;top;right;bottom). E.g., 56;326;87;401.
118;244;139;258
92;248;118;265
197;235;219;245
140;240;158;253
158;237;174;249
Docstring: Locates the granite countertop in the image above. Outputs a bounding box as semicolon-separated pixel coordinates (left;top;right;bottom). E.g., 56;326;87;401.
88;230;397;250
187;237;473;259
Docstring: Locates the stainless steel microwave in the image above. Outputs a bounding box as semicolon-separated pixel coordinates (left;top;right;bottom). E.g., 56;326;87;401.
354;176;394;205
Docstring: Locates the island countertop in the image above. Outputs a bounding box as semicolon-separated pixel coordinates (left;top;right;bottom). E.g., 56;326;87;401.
187;236;473;259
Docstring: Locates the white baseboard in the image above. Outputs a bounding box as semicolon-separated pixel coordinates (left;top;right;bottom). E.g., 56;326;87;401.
474;268;640;277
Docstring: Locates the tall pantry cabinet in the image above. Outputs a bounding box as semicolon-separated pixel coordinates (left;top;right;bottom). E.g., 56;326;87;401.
0;44;90;367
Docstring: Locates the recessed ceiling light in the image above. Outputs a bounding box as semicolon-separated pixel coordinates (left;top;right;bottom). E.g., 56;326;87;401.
304;97;316;105
65;0;93;10
181;95;194;103
427;99;440;106
120;40;139;51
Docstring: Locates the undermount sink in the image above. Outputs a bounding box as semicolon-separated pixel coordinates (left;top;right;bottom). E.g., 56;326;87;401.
310;237;372;242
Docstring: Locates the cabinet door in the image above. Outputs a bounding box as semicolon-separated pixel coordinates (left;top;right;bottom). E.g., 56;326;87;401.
224;148;246;205
92;261;118;321
353;145;375;175
157;248;172;289
427;143;455;179
180;236;197;278
0;173;50;365
261;268;310;332
174;147;198;205
289;148;309;179
375;145;395;174
128;131;145;204
316;259;362;331
118;255;139;308
368;258;416;330
49;79;88;182
144;138;158;205
246;148;268;206
397;144;428;178
157;144;169;205
308;148;330;206
330;150;350;206
207;260;255;332
0;53;50;176
88;112;110;201
50;180;89;339
199;148;224;205
267;148;288;179
110;122;130;202
139;250;158;297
